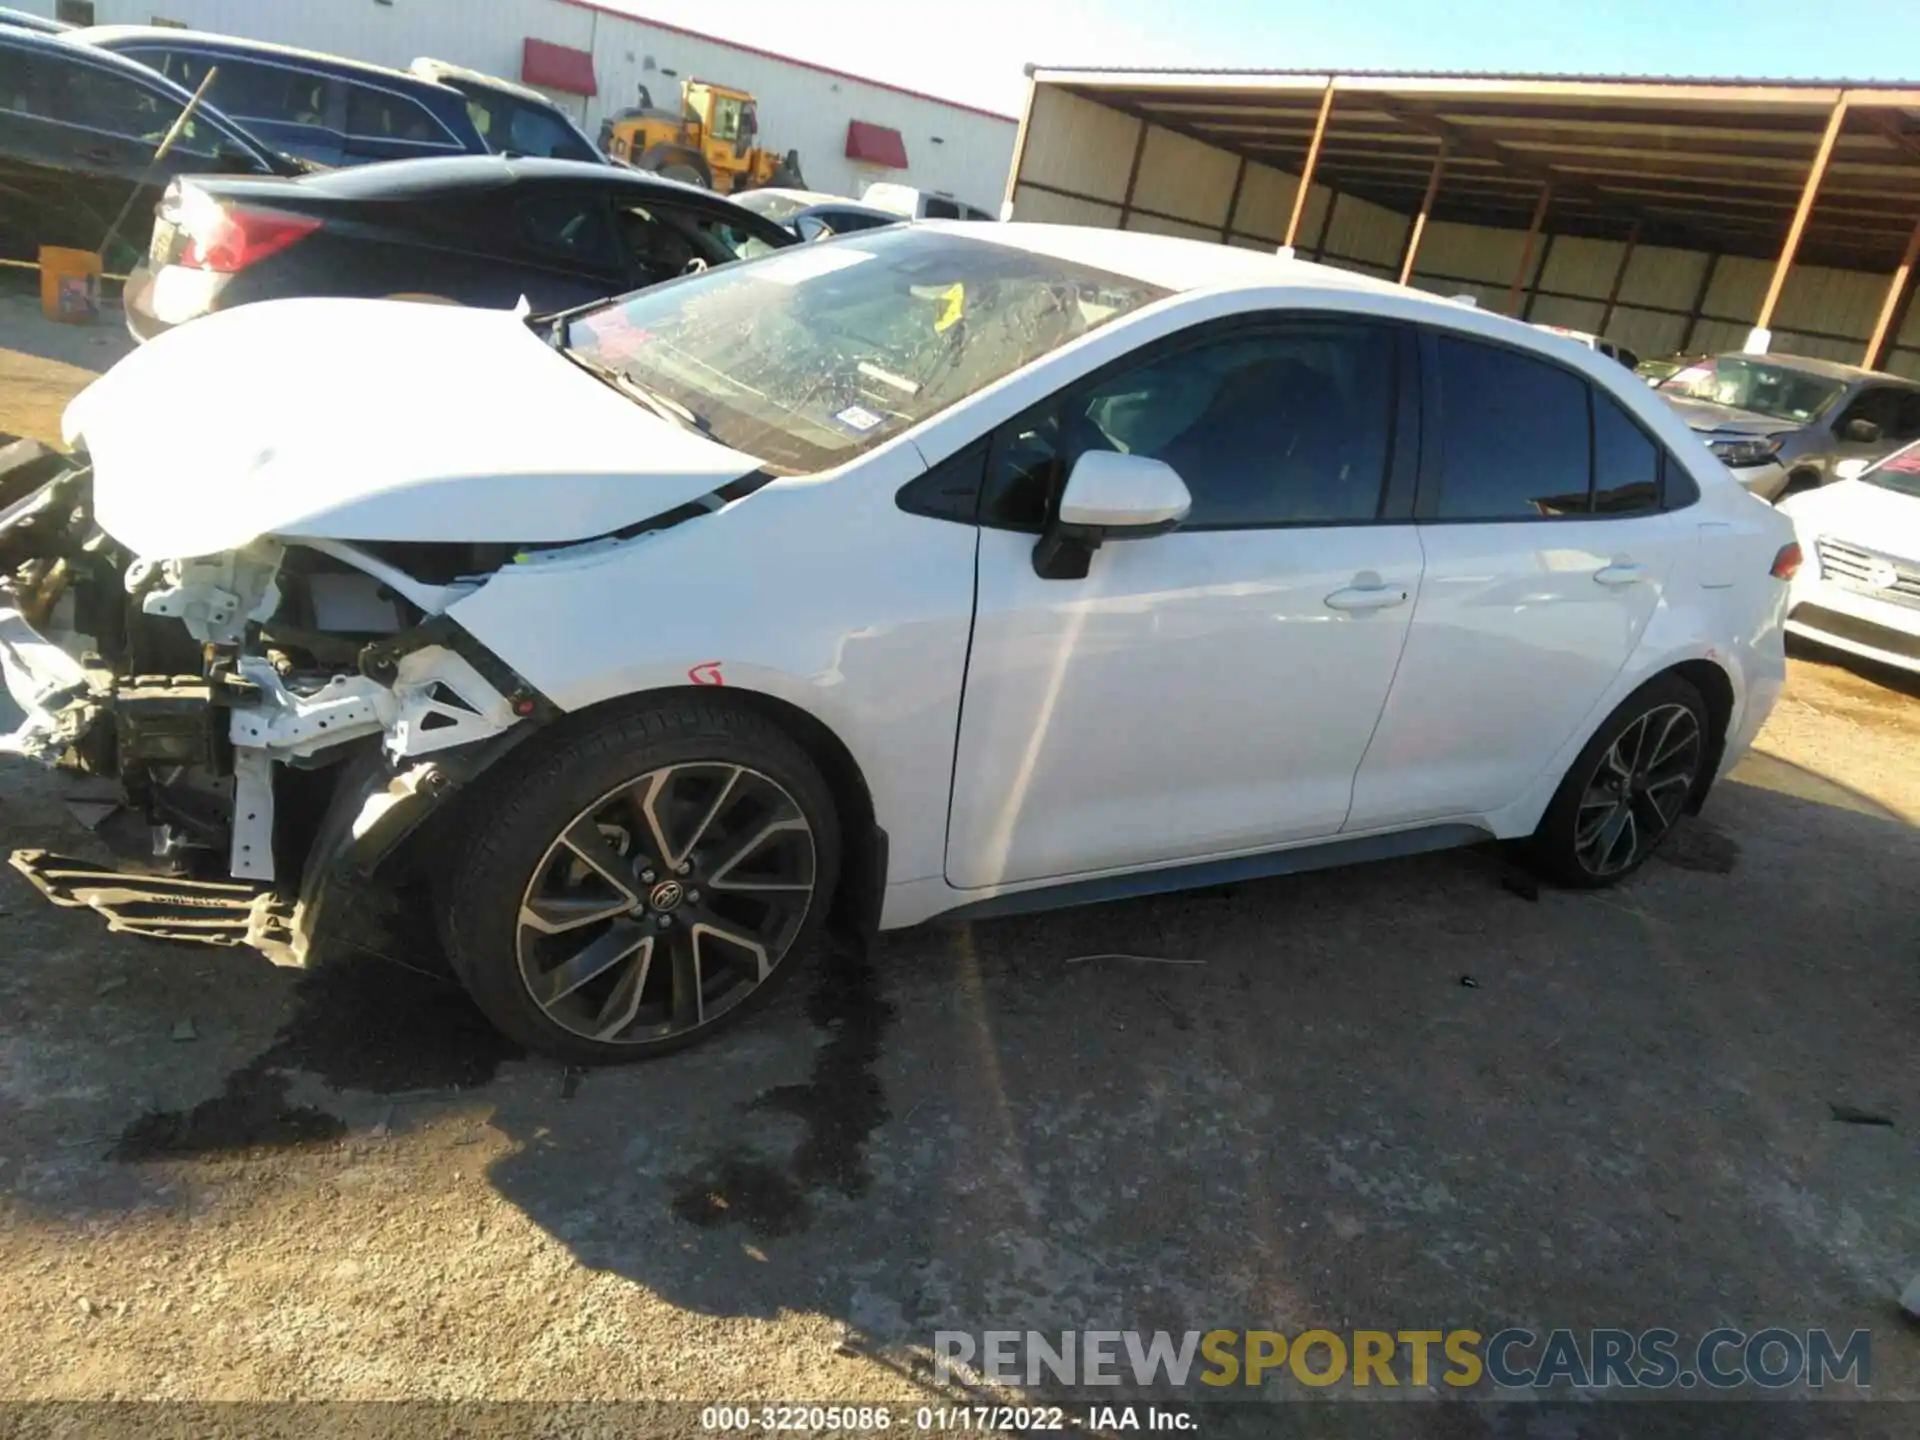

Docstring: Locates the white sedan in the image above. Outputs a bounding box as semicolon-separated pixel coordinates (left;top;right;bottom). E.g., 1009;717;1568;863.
1780;445;1920;672
0;223;1796;1062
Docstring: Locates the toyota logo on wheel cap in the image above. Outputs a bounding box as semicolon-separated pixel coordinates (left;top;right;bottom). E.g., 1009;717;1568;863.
1864;559;1901;590
649;879;685;911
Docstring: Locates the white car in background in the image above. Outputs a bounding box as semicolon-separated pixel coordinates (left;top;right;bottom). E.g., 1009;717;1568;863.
1780;445;1920;672
0;224;1794;1064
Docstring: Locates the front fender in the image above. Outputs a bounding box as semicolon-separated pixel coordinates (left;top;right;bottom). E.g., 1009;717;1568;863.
446;445;977;885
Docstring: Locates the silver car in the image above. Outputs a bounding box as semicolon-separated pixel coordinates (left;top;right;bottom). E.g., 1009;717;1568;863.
1654;353;1920;503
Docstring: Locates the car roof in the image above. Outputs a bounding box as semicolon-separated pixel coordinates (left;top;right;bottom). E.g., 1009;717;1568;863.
2;26;252;104
410;57;556;107
940;221;1417;299
72;24;456;89
278;153;749;205
1701;350;1909;385
0;5;68;31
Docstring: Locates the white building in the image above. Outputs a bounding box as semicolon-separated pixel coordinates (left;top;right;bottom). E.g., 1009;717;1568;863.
29;0;1018;206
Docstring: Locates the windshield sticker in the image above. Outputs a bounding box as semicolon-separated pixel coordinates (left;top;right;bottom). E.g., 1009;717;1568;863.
745;247;877;286
833;405;884;433
935;281;966;333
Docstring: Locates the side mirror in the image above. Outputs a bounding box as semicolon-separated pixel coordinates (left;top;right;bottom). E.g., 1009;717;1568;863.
1032;450;1191;580
1843;417;1882;444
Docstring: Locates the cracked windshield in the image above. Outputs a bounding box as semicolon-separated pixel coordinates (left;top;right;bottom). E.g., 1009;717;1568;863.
563;229;1169;472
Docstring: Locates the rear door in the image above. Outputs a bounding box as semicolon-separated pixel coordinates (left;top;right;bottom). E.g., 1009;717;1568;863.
1346;329;1686;830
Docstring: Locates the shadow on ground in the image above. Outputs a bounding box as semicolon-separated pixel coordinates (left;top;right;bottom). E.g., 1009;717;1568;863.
3;752;1916;1421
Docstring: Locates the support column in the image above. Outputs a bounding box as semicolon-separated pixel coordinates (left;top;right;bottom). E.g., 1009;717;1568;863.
1521;233;1557;320
1283;79;1336;251
1865;215;1920;369
1219;155;1248;244
1505;182;1553;317
1597;220;1641;335
1751;92;1851;352
1398;140;1448;285
1116;119;1149;230
1312;190;1341;261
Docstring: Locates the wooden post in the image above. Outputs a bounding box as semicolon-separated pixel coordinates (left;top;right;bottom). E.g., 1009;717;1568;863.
1505;182;1553;317
1679;254;1720;353
1752;93;1851;345
1864;215;1920;369
1398;140;1448;285
1283;79;1336;250
1597;220;1641;335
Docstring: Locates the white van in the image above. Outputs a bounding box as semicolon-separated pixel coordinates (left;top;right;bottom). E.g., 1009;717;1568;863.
860;182;996;222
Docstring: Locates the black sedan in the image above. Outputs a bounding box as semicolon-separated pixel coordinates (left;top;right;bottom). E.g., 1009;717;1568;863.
0;26;299;270
124;155;798;341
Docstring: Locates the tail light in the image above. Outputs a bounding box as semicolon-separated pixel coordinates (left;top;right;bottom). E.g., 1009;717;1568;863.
1770;542;1803;580
178;203;320;273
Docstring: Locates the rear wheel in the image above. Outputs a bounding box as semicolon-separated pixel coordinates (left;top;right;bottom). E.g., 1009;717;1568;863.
1527;675;1709;887
441;701;839;1064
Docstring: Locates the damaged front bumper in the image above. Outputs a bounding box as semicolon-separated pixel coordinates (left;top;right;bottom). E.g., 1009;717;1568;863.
0;440;547;965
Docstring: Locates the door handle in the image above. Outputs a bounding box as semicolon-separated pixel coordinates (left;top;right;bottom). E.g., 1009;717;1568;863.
1324;583;1410;612
1593;561;1645;587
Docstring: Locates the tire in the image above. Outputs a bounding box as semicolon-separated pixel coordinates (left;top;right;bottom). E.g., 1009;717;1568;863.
1526;674;1710;888
440;699;840;1064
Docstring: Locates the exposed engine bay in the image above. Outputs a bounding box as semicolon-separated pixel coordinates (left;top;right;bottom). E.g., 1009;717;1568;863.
0;440;542;961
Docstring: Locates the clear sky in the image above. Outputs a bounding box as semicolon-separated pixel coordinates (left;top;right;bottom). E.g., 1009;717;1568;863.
609;0;1920;116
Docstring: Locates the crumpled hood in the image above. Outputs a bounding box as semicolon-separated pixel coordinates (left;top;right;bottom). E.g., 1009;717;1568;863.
62;298;762;557
1658;394;1793;440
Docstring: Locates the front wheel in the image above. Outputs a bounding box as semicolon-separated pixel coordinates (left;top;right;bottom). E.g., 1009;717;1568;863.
1527;675;1710;888
440;701;839;1064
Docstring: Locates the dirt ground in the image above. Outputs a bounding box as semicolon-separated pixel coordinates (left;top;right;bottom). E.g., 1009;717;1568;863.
1;295;1917;1432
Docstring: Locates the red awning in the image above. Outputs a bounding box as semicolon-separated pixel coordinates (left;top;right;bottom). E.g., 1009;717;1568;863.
845;120;908;169
521;38;597;97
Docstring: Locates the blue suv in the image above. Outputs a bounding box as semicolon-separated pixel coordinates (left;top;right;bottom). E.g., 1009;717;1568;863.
72;25;487;167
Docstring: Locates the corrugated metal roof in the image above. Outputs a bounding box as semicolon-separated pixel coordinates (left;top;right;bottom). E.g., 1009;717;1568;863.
1025;63;1918;91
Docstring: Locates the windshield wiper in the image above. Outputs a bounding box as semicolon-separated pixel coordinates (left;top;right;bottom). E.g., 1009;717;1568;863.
560;350;712;435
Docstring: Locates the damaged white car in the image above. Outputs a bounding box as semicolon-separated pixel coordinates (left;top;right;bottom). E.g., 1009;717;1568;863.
0;224;1793;1063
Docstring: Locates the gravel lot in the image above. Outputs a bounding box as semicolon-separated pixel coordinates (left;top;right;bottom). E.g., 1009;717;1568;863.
1;291;1916;1431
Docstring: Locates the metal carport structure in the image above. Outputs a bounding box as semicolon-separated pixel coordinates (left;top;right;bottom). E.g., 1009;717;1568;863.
1003;68;1920;375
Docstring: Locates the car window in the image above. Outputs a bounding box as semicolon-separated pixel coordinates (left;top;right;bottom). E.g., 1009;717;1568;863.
50;60;180;140
675;209;783;262
1592;391;1661;514
985;321;1397;531
346;83;445;143
461;91;597;162
0;46;59;119
1896;391;1920;441
1659;355;1844;424
518;195;619;267
923;197;961;220
1434;334;1591;519
196;56;332;130
1839;385;1910;438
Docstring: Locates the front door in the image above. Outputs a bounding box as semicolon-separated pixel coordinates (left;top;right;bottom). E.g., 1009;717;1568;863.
945;317;1425;891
